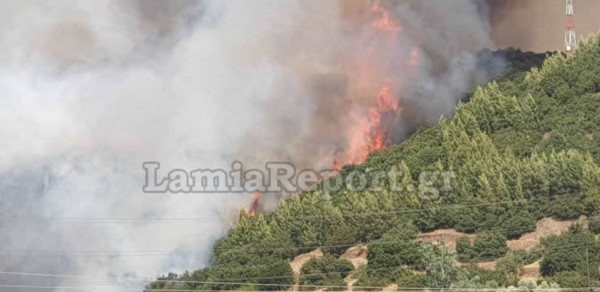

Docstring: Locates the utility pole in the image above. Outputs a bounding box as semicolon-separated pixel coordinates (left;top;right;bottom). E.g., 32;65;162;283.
565;0;577;53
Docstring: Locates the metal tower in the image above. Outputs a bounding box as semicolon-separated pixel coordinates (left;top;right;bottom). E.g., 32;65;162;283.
565;0;577;53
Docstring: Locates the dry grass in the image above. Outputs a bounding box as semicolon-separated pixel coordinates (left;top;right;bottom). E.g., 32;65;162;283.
289;249;324;292
290;248;323;275
520;261;541;279
417;217;587;252
288;217;588;291
382;283;398;291
507;216;587;250
416;229;474;251
454;259;497;270
341;246;368;292
345;277;358;292
543;131;552;140
340;245;368;268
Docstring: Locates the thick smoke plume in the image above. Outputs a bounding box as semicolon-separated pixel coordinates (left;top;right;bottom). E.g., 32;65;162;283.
0;0;502;290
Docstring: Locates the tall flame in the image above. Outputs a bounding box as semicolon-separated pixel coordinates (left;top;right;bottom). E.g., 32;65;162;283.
370;0;402;34
333;1;402;170
338;84;400;167
247;191;262;217
244;2;405;210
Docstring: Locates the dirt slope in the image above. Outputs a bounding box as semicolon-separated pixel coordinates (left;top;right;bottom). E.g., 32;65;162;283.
507;217;587;250
289;217;588;291
290;248;323;275
340;245;368;268
416;229;475;251
417;217;588;252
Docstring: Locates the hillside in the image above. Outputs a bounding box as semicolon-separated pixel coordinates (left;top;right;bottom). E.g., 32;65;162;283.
147;38;600;291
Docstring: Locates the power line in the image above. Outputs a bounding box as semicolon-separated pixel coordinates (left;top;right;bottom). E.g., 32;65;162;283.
0;271;386;290
208;241;598;283
0;284;220;291
187;241;599;283
0;217;585;259
209;221;578;256
1;274;599;292
0;193;582;224
0;217;220;224
0;240;595;286
0;284;598;291
0;225;546;258
1;283;597;291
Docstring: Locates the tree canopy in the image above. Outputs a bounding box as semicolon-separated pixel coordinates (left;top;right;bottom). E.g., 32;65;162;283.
147;38;600;291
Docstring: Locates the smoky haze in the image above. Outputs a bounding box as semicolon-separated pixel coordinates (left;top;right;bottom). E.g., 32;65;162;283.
0;0;528;291
489;0;600;52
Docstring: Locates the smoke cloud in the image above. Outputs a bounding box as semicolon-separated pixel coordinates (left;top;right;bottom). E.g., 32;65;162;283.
489;0;600;52
0;0;502;290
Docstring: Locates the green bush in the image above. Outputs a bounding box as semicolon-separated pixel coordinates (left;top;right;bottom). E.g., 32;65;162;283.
540;224;600;277
456;236;474;261
546;271;589;288
148;37;600;291
589;216;600;234
473;232;508;259
299;256;354;291
366;224;425;279
456;233;508;262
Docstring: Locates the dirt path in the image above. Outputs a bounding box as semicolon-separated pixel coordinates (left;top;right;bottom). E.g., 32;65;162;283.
340;245;368;268
507;217;587;250
417;217;588;252
520;261;541;279
416;229;475;251
289;249;323;292
288;217;587;291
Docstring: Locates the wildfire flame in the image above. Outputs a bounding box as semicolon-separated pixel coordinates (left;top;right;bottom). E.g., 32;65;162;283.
247;191;262;217
338;84;400;167
244;1;406;217
333;1;402;170
371;0;401;34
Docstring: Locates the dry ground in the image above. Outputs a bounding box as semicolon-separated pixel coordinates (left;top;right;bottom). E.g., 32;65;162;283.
288;217;588;291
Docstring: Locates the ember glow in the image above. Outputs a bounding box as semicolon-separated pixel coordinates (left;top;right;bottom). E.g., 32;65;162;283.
408;46;421;68
247;191;262;217
371;0;402;34
337;84;400;167
334;1;402;169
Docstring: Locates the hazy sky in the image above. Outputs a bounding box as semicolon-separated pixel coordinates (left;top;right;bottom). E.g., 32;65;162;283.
0;1;501;290
491;0;600;52
0;1;598;290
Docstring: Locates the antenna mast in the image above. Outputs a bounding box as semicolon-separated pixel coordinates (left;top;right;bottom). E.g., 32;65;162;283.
565;0;577;53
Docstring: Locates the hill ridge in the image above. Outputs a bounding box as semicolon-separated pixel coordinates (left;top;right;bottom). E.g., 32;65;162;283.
147;36;600;291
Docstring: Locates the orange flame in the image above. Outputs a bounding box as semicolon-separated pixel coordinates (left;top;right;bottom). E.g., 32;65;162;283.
336;84;400;167
332;1;402;170
408;46;420;68
371;0;401;35
247;191;262;217
332;159;342;172
239;1;404;221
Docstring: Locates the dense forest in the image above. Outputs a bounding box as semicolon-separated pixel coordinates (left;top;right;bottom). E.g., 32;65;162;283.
147;38;600;291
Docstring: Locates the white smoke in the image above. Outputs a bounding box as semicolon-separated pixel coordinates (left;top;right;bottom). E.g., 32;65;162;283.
0;0;501;290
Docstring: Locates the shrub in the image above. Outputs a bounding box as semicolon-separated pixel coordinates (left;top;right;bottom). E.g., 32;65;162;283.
546;271;589;288
472;232;508;260
299;256;354;291
457;233;508;262
540;224;600;277
589;216;600;234
456;236;474;261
